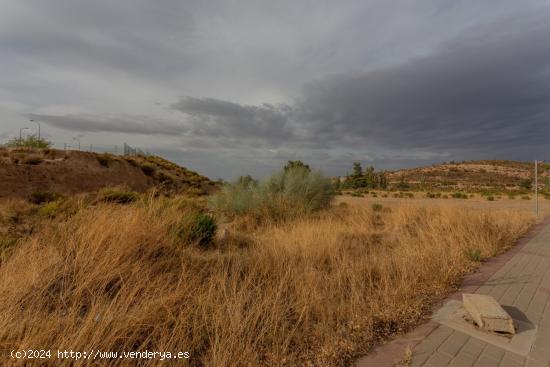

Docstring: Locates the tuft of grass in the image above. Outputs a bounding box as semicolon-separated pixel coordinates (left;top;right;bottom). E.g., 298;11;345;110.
371;203;384;212
140;163;156;176
487;196;495;201
28;191;61;204
98;187;139;204
466;248;483;262
451;192;468;199
521;196;531;200
177;212;217;249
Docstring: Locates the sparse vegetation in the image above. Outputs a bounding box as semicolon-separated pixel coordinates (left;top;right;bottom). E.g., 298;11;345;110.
210;162;334;223
0;195;534;366
98;186;139;204
3;135;51;149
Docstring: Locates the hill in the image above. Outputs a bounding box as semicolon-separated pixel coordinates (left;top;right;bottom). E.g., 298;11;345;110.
0;147;215;199
386;160;549;191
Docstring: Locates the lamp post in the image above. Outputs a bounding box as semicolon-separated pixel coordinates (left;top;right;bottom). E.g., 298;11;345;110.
535;160;539;217
19;127;29;140
73;137;81;150
30;119;40;140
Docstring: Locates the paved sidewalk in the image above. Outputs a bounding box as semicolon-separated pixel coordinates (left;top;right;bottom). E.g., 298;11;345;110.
357;218;550;367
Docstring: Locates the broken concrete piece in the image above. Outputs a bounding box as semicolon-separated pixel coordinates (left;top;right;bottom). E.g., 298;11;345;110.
462;293;515;334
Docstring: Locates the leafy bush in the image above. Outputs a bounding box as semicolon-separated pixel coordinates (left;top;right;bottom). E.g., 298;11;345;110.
98;187;139;204
210;166;334;222
466;248;483;262
451;192;468;199
177;213;217;249
28;191;61;204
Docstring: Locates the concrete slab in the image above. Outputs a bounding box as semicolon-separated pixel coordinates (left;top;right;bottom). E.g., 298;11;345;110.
432;300;536;356
462;293;515;334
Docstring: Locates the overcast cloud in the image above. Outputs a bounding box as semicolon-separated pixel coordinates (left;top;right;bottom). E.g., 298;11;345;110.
1;1;549;179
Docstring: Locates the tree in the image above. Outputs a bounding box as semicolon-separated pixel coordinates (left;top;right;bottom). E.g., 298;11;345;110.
352;162;363;178
284;160;311;173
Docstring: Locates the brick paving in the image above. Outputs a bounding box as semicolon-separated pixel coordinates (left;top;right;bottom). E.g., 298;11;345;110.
356;218;550;367
410;221;550;367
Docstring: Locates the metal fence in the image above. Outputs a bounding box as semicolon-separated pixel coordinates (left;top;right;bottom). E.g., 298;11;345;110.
53;142;150;156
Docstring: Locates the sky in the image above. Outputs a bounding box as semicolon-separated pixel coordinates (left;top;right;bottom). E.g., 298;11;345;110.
1;1;550;179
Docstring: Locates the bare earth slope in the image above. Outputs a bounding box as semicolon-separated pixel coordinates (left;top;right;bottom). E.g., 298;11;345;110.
0;147;215;198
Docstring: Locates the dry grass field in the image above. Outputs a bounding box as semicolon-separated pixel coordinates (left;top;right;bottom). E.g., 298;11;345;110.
0;191;535;366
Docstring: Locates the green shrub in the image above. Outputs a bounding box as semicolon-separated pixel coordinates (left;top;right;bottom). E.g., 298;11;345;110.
28;191;61;204
466;248;483;262
521;196;531;200
210;166;334;221
486;196;495;201
98;187;139;204
177;213;217;249
451;192;468;199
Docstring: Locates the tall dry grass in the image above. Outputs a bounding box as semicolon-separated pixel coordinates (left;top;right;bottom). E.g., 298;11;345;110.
0;199;534;366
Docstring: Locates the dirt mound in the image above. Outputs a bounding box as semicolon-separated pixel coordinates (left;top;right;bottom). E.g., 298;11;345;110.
0;147;215;199
386;160;548;191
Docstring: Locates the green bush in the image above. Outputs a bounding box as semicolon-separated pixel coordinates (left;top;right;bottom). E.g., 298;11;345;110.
521;196;531;200
451;192;468;199
98;187;139;204
210;166;334;221
486;196;495;201
466;248;483;262
177;213;217;249
28;191;61;204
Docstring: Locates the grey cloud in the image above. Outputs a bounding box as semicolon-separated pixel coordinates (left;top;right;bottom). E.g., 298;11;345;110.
172;97;294;141
295;9;550;158
28;113;186;135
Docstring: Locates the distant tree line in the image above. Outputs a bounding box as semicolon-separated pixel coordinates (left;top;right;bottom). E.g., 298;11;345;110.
340;162;388;189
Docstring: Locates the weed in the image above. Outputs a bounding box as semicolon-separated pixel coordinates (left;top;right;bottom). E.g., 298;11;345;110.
371;203;383;212
28;191;61;204
98;187;139;204
177;212;217;249
486;196;495;201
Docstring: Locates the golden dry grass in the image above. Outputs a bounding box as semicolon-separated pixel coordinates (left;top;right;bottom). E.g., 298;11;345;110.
0;198;535;366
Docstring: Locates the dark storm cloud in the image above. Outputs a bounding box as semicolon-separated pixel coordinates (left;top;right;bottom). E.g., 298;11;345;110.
171;9;550;163
28;113;185;135
172;97;294;141
295;10;550;157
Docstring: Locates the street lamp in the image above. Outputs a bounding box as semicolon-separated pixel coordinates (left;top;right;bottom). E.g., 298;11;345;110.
30;119;40;140
73;137;81;150
19;127;30;140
